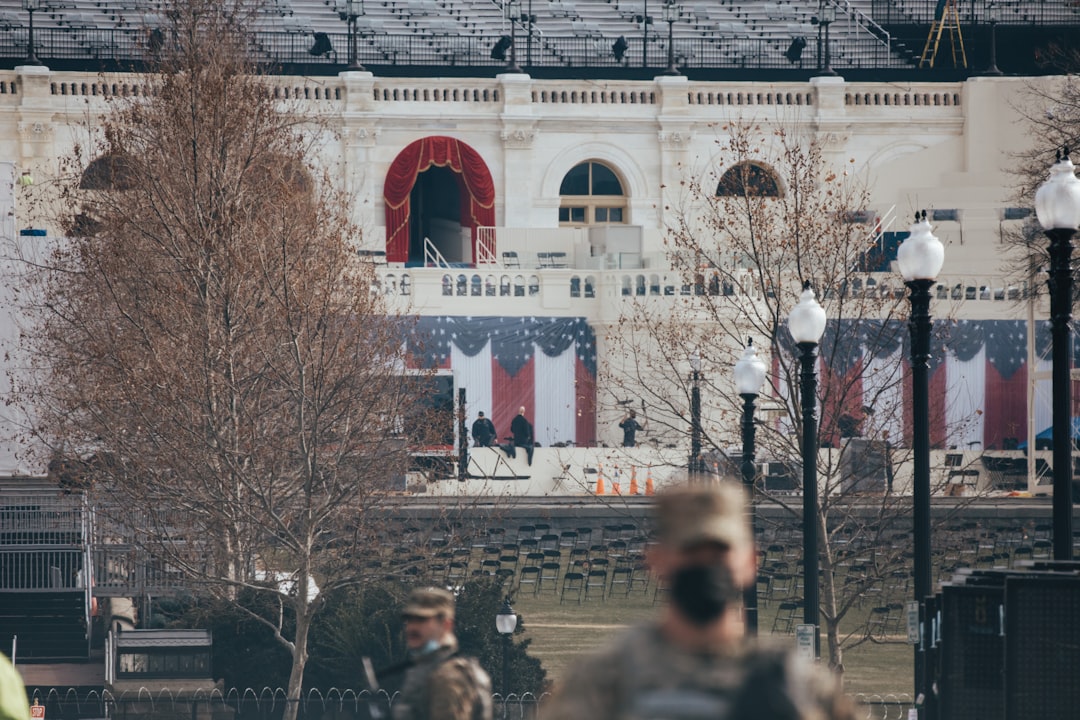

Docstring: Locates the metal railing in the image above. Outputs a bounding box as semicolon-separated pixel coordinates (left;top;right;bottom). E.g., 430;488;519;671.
90;545;191;597
0;547;84;591
0;495;86;545
870;0;1080;26
0;28;915;70
837;0;892;53
22;687;915;720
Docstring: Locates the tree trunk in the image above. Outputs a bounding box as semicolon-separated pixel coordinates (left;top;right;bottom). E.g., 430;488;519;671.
283;605;311;720
819;510;844;673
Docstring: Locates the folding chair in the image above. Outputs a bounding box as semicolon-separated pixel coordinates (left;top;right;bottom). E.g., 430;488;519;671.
585;569;608;602
561;571;585;604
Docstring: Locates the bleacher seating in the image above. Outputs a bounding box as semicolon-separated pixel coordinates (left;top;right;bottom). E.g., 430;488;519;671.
0;0;965;70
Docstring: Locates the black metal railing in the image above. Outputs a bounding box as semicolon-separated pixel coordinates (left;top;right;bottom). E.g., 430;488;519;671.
0;28;915;71
0;548;84;591
871;0;1080;26
22;688;916;720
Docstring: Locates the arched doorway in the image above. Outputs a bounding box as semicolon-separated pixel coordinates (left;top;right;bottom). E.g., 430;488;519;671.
383;136;495;265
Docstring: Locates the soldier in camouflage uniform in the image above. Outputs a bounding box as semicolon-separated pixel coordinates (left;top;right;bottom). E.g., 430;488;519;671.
546;480;857;720
393;587;492;720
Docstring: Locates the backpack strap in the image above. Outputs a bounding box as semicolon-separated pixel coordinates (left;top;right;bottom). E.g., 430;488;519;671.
435;655;492;720
729;647;801;720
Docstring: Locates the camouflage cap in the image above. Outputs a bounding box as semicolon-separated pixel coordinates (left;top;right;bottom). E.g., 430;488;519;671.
403;586;456;619
654;480;751;550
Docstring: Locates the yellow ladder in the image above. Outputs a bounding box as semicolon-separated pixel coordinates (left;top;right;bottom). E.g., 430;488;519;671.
919;0;967;68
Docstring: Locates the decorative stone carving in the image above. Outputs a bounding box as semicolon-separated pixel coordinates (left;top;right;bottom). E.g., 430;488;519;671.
818;130;850;147
658;129;693;147
345;125;379;147
18;121;55;142
500;127;536;148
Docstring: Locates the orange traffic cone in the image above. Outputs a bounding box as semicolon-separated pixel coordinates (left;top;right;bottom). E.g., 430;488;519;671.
645;468;655;496
596;464;606;495
629;466;639;495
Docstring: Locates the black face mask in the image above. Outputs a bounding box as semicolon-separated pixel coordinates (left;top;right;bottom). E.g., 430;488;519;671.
670;563;742;626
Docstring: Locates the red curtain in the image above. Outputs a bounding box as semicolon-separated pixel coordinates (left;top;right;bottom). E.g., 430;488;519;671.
383;136;496;263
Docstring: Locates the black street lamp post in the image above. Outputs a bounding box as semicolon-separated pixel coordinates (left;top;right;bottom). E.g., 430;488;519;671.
661;2;680;76
818;2;837;76
643;0;649;68
734;338;767;635
345;0;365;71
526;0;533;68
1035;148;1080;561
505;0;522;73
788;281;826;659
495;597;518;707
23;0;42;66
984;3;1002;76
897;210;945;713
690;350;703;476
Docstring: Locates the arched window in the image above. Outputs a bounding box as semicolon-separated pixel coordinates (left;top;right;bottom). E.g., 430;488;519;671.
456;274;468;296
442;274;453;296
485;275;496;296
716;162;782;198
558;161;628;226
528;275;540;296
514;275;525;297
570;276;582;298
471;274;482;296
584;275;596;298
500;276;511;296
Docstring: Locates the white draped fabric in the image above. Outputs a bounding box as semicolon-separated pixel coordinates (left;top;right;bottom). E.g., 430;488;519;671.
452;340;494;435
945;345;986;450
534;343;576;447
864;347;904;442
1033;357;1053;439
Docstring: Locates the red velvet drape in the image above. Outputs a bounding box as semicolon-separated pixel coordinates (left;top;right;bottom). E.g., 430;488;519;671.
383;136;496;263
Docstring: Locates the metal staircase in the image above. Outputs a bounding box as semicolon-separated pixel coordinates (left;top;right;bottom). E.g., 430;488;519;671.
0;486;91;662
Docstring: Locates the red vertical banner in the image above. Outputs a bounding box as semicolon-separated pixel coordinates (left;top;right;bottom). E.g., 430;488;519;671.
929;364;948;448
984;362;1028;449
575;356;597;446
819;360;864;448
491;356;536;443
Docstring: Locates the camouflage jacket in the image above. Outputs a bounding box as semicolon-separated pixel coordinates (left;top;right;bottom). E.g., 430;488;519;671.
545;622;857;720
392;637;492;720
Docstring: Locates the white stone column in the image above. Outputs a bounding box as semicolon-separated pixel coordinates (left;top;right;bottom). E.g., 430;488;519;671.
497;73;536;229
810;75;849;162
339;71;380;247
14;65;55;203
655;75;692;251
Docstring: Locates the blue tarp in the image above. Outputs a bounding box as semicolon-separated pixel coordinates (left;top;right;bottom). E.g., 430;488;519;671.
1016;417;1080;450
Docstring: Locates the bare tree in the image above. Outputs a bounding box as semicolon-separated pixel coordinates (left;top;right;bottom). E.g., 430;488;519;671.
8;3;428;715
605;123;961;672
1000;73;1080;295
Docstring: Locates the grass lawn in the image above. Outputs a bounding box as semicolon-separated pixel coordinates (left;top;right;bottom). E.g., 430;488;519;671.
513;588;914;699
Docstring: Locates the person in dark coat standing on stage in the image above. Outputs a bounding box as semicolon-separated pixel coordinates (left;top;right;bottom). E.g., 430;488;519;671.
471;412;497;447
507;406;534;465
